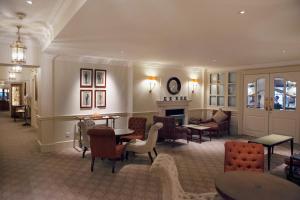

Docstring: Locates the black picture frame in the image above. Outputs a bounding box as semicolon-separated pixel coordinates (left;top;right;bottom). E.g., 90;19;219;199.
167;77;181;95
80;68;93;88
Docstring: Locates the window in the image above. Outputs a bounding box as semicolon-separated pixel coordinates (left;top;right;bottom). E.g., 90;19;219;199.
0;88;9;101
274;79;296;111
208;72;237;108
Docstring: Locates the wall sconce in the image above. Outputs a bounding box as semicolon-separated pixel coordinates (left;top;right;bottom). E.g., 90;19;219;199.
191;79;199;93
147;76;157;93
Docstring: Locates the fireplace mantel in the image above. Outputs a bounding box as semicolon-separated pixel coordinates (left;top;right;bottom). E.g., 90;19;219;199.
156;100;191;107
156;100;191;124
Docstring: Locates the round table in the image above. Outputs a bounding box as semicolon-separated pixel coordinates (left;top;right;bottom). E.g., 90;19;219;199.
93;125;134;143
215;171;300;200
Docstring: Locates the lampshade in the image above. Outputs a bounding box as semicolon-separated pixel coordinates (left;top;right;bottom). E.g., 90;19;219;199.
10;25;27;64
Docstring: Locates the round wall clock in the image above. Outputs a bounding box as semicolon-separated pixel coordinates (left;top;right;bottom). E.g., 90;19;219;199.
167;77;181;95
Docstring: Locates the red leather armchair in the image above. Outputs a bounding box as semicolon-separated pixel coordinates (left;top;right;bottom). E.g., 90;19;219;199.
153;116;189;144
88;127;125;173
200;110;231;136
121;117;147;142
224;141;264;172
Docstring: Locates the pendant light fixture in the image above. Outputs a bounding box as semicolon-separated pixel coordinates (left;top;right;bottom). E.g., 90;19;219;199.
10;12;27;64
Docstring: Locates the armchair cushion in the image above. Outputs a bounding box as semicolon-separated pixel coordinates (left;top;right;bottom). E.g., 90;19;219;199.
224;141;264;172
212;109;228;123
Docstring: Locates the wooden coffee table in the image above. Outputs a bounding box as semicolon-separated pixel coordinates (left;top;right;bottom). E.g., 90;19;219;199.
215;171;300;200
248;134;294;170
183;124;211;143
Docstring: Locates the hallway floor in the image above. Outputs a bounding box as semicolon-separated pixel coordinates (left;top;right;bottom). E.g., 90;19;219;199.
0;111;299;200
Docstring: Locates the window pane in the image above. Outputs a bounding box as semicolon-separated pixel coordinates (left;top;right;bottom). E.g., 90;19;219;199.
256;78;265;109
228;96;236;107
229;72;236;83
217;96;224;106
228;84;236;95
247;82;256;108
218;84;224;95
210;84;217;95
219;73;225;84
274;78;284;110
210;96;217;105
285;81;296;110
211;74;218;83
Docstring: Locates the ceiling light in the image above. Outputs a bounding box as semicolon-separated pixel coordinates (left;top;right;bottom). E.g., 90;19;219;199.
12;65;23;73
239;10;246;15
282;50;286;54
8;72;16;80
10;25;27;64
26;0;33;5
212;59;217;62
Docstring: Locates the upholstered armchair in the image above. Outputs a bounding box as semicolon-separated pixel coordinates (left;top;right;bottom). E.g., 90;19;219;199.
126;122;163;163
153;116;190;144
200;110;231;136
77;119;95;158
121;117;147;142
88;127;125;173
224;141;264;172
150;153;221;200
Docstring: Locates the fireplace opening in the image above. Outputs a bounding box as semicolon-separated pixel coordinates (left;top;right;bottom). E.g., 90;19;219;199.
165;109;184;126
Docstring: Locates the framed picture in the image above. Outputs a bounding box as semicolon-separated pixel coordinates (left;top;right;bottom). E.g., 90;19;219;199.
95;90;106;107
80;90;93;108
80;68;93;87
95;69;106;88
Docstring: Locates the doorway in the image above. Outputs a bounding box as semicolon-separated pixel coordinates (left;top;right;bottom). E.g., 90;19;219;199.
0;88;10;111
243;72;299;142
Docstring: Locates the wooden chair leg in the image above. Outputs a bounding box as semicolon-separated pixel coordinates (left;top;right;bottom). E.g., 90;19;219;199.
91;157;95;172
148;152;153;163
82;147;87;158
153;148;158;156
125;151;129;160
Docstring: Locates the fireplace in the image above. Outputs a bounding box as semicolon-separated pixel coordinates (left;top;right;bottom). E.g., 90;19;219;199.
166;109;184;126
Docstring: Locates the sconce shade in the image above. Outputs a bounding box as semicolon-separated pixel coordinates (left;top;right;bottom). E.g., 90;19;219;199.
191;79;199;94
147;76;157;81
147;76;157;93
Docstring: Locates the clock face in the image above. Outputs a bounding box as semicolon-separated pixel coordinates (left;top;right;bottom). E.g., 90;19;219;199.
167;77;181;95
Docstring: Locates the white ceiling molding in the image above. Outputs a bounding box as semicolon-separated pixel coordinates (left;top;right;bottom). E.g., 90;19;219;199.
0;0;87;50
45;0;87;50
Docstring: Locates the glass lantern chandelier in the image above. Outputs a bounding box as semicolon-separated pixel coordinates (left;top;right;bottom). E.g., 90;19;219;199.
8;72;16;80
12;65;23;73
10;25;27;64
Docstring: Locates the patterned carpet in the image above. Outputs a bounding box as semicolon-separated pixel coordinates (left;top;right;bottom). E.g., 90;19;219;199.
0;112;299;200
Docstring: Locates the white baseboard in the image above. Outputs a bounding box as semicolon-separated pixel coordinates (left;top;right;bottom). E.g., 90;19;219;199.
36;139;74;152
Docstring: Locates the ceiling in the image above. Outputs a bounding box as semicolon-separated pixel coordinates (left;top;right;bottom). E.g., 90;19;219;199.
2;0;300;69
0;0;63;44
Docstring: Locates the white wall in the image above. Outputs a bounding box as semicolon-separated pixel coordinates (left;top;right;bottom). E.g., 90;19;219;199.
54;58;129;115
132;65;203;113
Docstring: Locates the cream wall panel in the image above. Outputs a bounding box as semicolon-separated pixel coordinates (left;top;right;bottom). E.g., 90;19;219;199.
132;65;203;113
